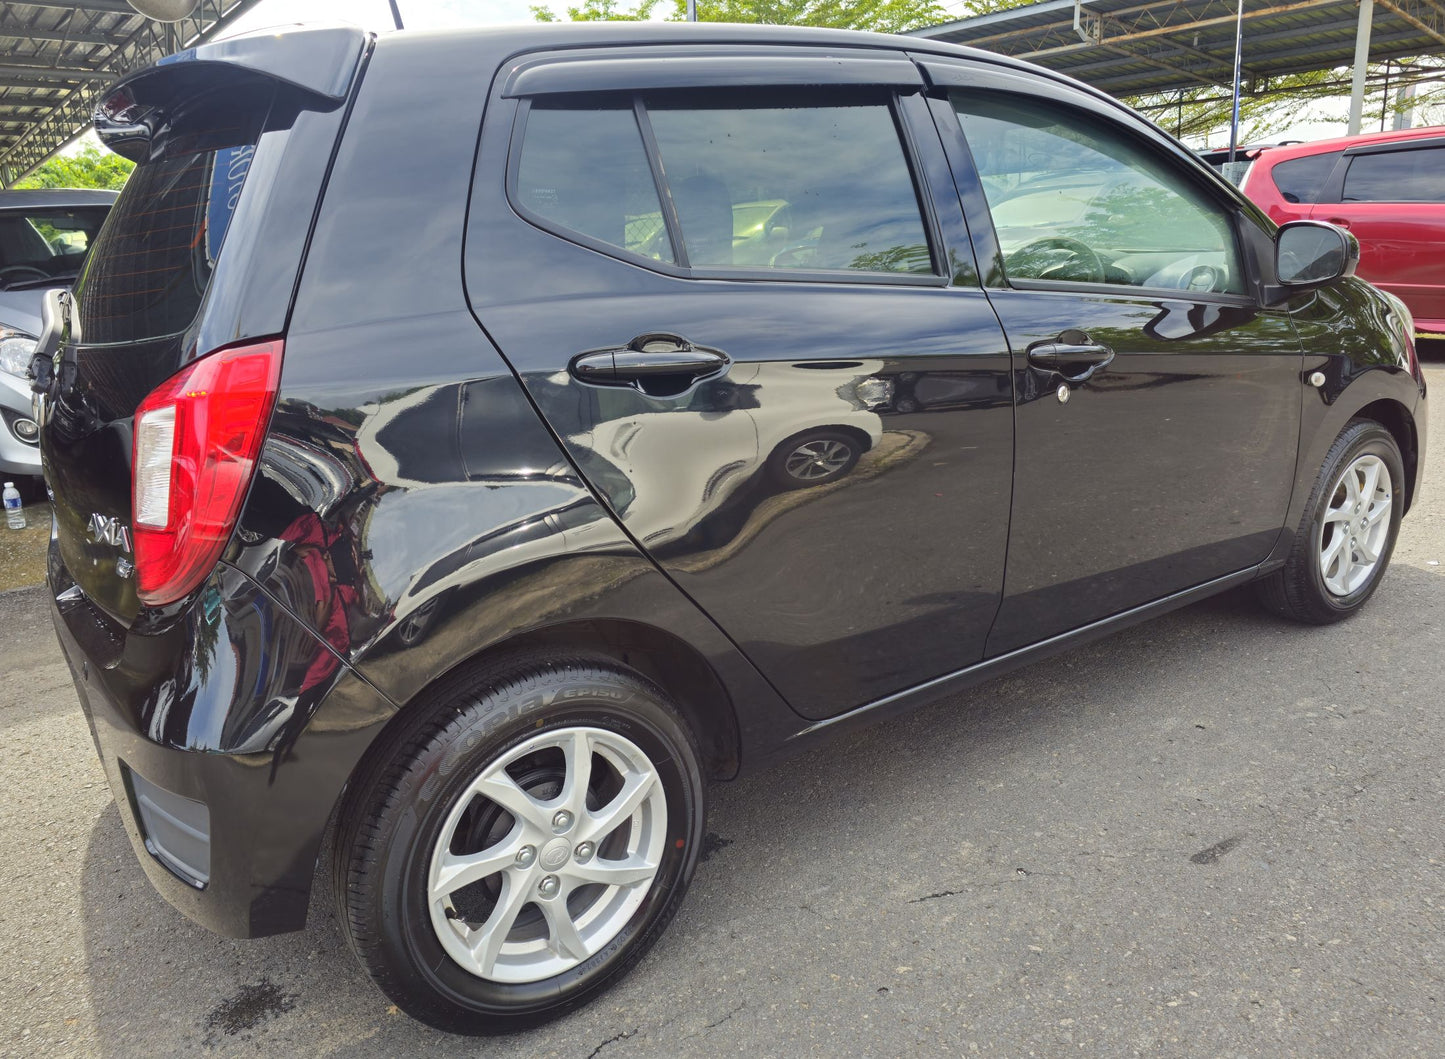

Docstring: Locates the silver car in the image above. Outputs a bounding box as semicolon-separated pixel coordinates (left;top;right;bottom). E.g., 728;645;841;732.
0;188;116;483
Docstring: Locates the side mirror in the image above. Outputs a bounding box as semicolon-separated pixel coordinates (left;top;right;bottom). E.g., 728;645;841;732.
1275;220;1359;287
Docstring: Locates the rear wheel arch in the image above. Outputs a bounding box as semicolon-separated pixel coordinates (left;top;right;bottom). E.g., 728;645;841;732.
351;618;741;790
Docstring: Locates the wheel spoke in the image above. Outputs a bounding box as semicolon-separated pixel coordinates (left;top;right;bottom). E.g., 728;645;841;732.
556;728;594;818
1342;468;1362;508
431;834;520;902
539;892;590;962
1356;531;1380;563
1358;460;1381;507
476;770;552;833
1321;531;1348;592
1367;497;1392;526
570;854;658;888
467;873;531;978
578;767;657;844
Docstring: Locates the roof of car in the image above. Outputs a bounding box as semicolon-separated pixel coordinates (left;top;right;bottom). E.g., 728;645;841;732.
0;188;119;209
1255;125;1445;163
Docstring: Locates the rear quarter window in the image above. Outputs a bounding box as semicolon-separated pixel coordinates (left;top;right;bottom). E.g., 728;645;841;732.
1269;151;1342;204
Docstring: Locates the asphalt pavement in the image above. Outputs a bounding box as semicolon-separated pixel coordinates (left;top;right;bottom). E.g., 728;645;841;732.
2;363;1442;1059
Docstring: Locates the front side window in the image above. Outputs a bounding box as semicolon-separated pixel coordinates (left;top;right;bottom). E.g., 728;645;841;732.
953;93;1244;295
512;91;934;276
1342;147;1445;203
0;207;109;290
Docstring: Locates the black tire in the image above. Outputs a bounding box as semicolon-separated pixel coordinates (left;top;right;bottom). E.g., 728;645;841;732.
1257;418;1404;624
333;656;706;1034
766;429;862;490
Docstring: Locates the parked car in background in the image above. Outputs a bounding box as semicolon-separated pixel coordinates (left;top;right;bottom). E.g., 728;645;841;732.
0;188;116;488
1196;142;1300;186
39;23;1425;1035
1238;127;1445;337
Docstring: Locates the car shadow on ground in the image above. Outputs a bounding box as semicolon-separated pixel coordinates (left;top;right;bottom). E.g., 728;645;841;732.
74;564;1444;1056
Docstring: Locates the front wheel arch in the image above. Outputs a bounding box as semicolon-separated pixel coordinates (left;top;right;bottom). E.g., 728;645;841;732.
1353;398;1419;513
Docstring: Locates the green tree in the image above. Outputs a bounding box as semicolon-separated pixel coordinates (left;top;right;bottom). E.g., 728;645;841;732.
532;0;948;32
673;0;947;32
531;0;660;21
15;141;132;191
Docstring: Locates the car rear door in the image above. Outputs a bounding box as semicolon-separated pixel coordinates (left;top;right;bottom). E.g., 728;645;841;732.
465;47;1014;720
918;58;1304;655
1309;137;1445;334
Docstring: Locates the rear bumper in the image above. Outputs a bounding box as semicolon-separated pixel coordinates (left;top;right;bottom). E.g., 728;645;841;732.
50;549;396;938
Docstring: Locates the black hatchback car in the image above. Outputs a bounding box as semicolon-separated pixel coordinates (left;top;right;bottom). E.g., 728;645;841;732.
37;22;1425;1033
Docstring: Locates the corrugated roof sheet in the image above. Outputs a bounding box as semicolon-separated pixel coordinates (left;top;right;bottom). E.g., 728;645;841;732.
914;0;1445;97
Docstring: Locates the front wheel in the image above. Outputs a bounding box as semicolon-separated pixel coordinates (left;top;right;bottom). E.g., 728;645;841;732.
334;658;706;1033
1258;419;1404;624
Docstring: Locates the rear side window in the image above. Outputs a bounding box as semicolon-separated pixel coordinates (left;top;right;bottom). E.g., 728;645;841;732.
646;98;931;272
512;91;933;276
1269;151;1342;204
77;88;266;345
1342;147;1445;203
516;104;673;264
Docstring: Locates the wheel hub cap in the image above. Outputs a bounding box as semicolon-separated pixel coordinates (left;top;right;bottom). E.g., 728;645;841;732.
540;838;571;870
1317;452;1392;598
426;725;668;984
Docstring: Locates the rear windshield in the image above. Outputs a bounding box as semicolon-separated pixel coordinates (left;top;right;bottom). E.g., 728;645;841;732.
76;87;270;345
0;206;110;289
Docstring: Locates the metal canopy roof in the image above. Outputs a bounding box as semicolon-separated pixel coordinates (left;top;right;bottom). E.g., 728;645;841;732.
914;0;1445;98
0;1;263;186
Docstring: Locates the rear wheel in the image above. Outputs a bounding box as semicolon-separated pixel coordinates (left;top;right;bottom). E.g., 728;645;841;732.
334;658;705;1033
1257;419;1403;623
767;429;862;490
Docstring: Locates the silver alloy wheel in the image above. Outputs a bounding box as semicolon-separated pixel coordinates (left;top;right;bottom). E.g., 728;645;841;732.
426;726;667;984
1317;452;1392;597
784;438;851;481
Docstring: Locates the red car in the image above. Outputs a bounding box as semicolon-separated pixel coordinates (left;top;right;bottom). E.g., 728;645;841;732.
1239;126;1445;338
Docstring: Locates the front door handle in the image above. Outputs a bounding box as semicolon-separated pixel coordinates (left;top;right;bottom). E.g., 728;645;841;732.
1026;331;1115;383
571;333;728;387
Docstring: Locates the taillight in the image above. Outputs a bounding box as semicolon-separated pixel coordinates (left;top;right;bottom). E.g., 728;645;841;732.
131;339;283;605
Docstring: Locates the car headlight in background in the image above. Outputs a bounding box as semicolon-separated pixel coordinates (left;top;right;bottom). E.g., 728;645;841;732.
0;328;39;377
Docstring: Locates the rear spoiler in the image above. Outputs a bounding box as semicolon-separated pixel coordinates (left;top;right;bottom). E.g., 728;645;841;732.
94;24;369;161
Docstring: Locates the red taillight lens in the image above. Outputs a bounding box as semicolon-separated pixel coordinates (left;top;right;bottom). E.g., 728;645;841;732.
131;339;283;605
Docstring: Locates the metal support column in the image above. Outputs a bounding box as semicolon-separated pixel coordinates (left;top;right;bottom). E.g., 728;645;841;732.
1348;0;1374;135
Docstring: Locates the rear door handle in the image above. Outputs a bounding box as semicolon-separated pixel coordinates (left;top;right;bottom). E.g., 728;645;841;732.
1026;332;1115;383
571;333;728;387
1324;217;1352;229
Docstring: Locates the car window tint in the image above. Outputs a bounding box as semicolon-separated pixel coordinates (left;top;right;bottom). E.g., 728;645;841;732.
952;93;1244;295
516;103;674;263
1342;147;1445;203
1270;151;1342;204
646;97;933;273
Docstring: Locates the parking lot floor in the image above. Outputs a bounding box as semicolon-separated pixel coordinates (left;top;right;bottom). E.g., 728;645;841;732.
1;362;1442;1058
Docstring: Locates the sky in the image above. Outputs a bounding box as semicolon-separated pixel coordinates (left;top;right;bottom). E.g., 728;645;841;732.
226;0;542;33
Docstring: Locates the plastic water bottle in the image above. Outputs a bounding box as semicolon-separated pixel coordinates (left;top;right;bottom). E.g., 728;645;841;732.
3;482;24;530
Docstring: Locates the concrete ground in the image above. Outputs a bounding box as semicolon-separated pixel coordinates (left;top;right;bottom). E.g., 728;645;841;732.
1;364;1442;1059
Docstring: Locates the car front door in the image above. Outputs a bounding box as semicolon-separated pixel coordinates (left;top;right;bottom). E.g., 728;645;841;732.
465;49;1015;719
1309;138;1445;334
919;59;1305;655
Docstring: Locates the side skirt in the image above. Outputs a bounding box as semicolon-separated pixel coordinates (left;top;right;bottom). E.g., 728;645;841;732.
780;564;1263;750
